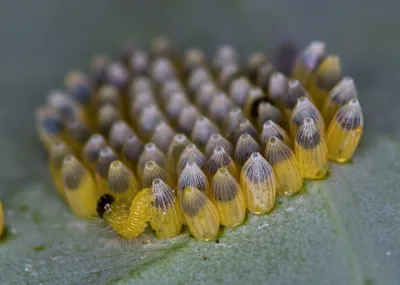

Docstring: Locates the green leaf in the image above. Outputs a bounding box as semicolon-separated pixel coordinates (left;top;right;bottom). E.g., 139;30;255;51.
1;134;399;285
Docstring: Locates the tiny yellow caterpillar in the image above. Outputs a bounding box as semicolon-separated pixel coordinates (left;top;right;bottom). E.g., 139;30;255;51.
97;188;154;239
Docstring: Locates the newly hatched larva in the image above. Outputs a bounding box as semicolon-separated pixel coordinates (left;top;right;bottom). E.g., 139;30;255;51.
107;160;139;204
240;152;276;214
149;179;182;239
321;76;358;125
308;55;341;108
97;188;154;238
61;155;98;217
181;186;220;241
37;38;365;242
326;99;363;163
295;117;328;179
211;168;246;227
265;137;303;195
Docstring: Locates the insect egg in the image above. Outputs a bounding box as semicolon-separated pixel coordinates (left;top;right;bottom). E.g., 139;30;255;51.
292;41;326;89
95;146;119;197
211;168;246;227
247;52;268;83
108;120;135;153
294;117;328;179
321;76;358;125
178;144;207;174
121;133;144;172
177;105;200;136
290;96;325;138
234;134;261;168
181;186;220;241
207;147;238;179
326;99;363;163
178;161;210;199
142;161;170;188
150;179;182;239
229;77;252;108
240;152;276;214
204;133;233;159
191;116;219;150
260;120;292;149
309;55;341;108
256;102;286;131
107;160;140;204
265;137;303;195
61;155;98;217
268;71;288;107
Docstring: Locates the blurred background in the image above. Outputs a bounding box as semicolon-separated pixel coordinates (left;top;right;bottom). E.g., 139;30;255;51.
0;1;399;284
1;0;397;193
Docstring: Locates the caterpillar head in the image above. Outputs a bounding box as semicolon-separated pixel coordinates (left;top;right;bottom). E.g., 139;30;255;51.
97;194;115;218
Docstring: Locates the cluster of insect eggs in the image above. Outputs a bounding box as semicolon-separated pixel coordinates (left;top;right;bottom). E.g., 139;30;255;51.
36;37;363;241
